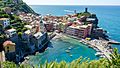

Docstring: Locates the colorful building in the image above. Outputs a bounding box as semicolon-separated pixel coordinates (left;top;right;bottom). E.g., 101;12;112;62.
66;26;80;36
66;25;90;38
0;18;10;28
3;40;16;62
78;25;90;38
3;41;16;53
5;29;16;37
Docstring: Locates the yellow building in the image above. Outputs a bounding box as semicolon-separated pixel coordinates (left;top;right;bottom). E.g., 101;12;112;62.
3;41;15;53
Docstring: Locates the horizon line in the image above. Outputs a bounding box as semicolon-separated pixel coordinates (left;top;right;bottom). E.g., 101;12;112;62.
28;4;120;6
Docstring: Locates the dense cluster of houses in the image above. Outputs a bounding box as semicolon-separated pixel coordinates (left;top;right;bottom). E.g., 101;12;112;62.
0;12;49;63
42;8;105;39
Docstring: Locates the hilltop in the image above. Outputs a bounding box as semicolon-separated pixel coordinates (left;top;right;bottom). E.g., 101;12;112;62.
0;0;35;14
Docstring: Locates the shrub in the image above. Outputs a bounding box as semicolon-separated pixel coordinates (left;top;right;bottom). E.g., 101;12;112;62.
2;14;9;18
5;25;12;30
22;27;28;32
18;32;22;39
17;28;22;33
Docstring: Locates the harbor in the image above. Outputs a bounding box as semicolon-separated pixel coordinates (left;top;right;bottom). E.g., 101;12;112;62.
51;32;115;61
26;33;99;65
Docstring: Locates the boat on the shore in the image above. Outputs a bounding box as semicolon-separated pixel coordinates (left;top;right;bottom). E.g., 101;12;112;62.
65;50;70;53
70;54;73;57
95;52;103;56
24;57;30;60
100;55;105;58
68;46;73;50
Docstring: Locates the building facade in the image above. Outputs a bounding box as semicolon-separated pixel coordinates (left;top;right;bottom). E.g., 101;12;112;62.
0;18;10;28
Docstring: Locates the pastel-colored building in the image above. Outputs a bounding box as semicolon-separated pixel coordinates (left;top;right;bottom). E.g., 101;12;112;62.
3;41;16;53
79;25;89;38
3;41;16;61
66;25;90;38
66;26;80;36
88;24;93;35
5;29;16;37
0;18;10;28
24;25;33;30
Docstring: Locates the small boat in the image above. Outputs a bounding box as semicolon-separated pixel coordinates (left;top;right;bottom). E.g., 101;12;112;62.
65;50;70;53
68;47;72;50
95;52;103;56
100;55;105;58
70;54;73;57
24;57;30;60
36;52;39;55
68;46;72;50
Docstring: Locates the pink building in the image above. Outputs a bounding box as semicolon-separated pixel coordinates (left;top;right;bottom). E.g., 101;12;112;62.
66;25;90;38
79;25;89;38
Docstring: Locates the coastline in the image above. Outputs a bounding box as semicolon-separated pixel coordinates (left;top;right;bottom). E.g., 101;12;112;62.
52;32;113;60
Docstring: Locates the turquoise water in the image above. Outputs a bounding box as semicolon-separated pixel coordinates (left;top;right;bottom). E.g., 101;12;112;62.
28;37;98;65
28;5;120;64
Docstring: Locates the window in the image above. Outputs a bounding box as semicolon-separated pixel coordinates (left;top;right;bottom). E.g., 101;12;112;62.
7;47;9;49
7;50;9;52
4;23;6;26
7;47;9;52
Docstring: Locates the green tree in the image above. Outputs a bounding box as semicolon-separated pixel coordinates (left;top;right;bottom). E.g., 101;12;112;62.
17;28;22;32
22;27;28;32
2;14;9;18
0;24;3;32
108;48;120;67
2;61;17;68
18;32;22;39
5;25;12;30
0;34;6;44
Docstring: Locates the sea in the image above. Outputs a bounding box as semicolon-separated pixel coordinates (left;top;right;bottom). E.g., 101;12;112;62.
28;5;120;65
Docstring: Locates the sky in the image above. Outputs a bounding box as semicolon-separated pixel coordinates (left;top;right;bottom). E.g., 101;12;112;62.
23;0;120;5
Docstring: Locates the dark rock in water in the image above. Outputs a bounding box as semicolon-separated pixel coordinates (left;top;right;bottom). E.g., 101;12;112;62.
48;42;53;48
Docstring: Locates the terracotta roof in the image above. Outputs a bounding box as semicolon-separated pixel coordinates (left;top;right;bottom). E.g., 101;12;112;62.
3;41;15;47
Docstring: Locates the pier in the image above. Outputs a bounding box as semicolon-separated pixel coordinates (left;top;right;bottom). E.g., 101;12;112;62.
108;39;120;45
